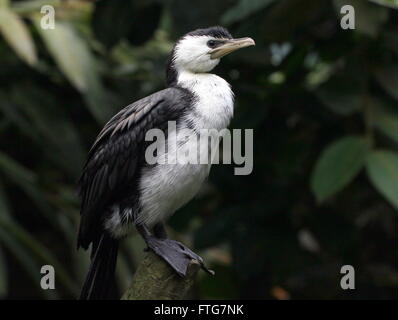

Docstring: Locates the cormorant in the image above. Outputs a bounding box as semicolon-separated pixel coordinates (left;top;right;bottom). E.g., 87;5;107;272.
78;26;255;299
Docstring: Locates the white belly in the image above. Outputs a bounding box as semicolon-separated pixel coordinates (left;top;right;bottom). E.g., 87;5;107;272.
137;138;211;226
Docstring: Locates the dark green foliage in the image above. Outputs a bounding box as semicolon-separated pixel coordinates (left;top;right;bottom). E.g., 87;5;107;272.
0;0;398;299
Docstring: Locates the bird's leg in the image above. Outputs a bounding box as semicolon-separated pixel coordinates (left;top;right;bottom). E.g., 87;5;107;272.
152;222;168;239
141;223;167;251
136;223;215;277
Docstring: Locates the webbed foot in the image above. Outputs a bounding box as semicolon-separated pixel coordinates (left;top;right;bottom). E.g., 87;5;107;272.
145;236;215;277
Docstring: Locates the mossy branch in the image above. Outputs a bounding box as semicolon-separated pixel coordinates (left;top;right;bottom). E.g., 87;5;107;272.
121;251;200;300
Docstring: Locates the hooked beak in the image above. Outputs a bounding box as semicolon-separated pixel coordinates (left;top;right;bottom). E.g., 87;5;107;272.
210;37;255;59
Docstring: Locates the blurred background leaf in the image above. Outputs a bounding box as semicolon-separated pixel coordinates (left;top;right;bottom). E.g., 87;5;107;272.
369;0;398;9
371;99;398;143
0;4;37;65
367;151;398;210
373;65;398;103
31;16;114;123
311;136;370;203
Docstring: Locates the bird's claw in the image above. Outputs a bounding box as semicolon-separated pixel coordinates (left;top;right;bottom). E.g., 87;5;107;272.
145;236;214;277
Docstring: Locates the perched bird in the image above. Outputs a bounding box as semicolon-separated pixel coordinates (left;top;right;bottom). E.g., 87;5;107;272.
78;26;255;299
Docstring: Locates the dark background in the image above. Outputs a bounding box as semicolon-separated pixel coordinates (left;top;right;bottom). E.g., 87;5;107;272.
0;0;398;299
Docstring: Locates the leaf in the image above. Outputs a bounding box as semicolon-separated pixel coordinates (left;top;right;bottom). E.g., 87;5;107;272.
366;150;398;210
373;65;398;102
12;0;61;13
0;0;9;8
221;0;275;25
0;7;37;65
368;0;398;9
32;17;112;123
32;18;88;91
372;103;398;143
311;136;370;202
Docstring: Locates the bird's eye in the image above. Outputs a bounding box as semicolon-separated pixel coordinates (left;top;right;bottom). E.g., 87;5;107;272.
207;40;217;48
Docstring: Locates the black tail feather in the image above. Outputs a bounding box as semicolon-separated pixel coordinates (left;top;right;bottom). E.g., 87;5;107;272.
79;233;119;300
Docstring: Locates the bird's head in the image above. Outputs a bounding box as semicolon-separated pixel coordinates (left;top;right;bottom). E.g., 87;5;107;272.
166;26;255;85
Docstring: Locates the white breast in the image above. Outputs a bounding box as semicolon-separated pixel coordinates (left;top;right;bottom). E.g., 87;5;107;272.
111;72;234;232
181;71;234;131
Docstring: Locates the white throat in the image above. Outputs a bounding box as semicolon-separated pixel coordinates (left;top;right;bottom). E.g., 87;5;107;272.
177;70;234;131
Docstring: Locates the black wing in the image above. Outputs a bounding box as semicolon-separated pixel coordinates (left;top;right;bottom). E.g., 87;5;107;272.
77;87;193;249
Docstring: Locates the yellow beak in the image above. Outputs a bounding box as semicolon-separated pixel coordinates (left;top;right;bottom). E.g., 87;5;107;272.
210;37;255;59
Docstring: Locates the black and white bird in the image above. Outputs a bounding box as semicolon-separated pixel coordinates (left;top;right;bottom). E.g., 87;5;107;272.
78;26;254;299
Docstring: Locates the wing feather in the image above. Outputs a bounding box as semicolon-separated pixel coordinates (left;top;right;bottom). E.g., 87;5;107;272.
77;88;193;248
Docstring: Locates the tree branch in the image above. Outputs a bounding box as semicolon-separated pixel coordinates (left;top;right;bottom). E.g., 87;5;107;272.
121;251;200;300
